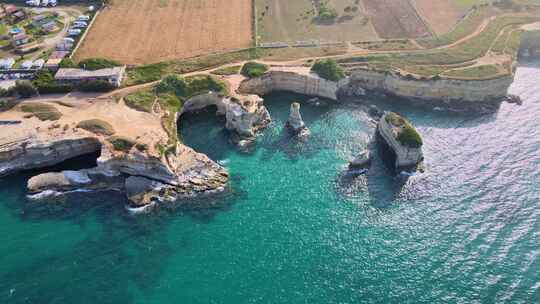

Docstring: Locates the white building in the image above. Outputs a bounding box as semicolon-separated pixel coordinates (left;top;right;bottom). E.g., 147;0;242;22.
55;66;126;87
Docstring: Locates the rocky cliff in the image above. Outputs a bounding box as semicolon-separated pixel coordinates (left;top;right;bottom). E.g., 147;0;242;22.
180;91;271;139
377;112;424;170
348;69;512;112
238;70;344;101
0;137;101;177
0;98;228;208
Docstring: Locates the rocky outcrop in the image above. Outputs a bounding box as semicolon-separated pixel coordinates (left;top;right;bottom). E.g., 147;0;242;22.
349;150;371;169
348;69;512;112
377;112;423;170
238;70;344;101
0;137;101;177
180;92;271;140
0;97;230;209
27;168;125;196
286;102;310;138
237;67;510;113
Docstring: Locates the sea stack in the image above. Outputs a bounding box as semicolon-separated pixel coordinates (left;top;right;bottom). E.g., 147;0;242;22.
286;102;310;138
377;112;424;170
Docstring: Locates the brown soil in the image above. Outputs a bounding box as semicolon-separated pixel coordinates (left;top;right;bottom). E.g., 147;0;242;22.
414;0;468;35
363;0;431;39
75;0;253;65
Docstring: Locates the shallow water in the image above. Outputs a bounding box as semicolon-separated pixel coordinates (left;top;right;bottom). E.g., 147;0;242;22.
1;63;539;303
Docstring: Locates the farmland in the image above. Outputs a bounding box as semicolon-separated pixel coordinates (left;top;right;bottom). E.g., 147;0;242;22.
74;0;253;65
255;0;378;43
362;0;431;39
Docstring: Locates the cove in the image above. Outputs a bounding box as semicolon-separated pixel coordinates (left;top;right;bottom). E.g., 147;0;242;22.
1;63;539;303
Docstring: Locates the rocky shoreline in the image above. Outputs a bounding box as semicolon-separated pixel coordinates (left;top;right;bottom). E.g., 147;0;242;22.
0;64;512;211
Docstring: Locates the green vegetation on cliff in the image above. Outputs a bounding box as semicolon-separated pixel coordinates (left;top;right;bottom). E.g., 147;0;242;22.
311;59;346;81
126;74;228;155
241;62;269;78
385;112;423;148
107;136;137;152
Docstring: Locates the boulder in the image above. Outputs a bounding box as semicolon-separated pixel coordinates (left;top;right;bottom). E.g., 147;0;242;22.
349;150;371;168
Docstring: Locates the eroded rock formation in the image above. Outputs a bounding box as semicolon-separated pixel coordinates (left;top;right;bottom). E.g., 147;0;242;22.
377;112;424;170
286;102;310;138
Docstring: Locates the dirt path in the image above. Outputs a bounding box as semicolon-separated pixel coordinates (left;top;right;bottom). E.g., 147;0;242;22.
101;13;538;98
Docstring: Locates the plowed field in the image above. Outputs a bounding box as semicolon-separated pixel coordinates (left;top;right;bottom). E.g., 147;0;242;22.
363;0;431;39
75;0;253;65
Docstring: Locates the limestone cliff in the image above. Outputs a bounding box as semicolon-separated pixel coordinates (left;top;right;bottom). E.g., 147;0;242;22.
237;70;343;101
0;137;101;177
180;91;271;139
377;112;424;170
348;69;512;112
0;98;228;207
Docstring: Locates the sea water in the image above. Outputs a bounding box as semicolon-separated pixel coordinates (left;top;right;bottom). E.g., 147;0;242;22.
0;63;539;303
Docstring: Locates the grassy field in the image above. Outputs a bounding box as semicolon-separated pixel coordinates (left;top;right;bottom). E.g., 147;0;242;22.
75;0;253;65
125;46;347;86
256;0;378;43
338;6;540;79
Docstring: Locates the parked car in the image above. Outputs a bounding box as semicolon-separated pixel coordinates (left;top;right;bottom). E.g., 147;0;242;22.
77;15;90;21
68;29;82;36
63;37;75;44
72;22;87;29
25;0;41;7
41;0;49;7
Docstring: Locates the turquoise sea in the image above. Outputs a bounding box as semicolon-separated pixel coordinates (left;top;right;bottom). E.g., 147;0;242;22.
1;63;539;303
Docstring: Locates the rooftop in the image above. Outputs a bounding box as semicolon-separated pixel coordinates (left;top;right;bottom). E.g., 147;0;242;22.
55;67;126;80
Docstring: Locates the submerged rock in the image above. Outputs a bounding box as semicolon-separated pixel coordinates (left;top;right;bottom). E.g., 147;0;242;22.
286;102;311;139
349;150;371;169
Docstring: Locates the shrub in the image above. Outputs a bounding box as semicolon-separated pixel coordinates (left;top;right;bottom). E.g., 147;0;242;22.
14;80;38;98
156;74;188;96
318;3;338;21
135;143;148;152
107;136;136;152
20;102;62;121
311;59;345;81
59;58;77;68
32;71;73;94
156;74;226;98
397;125;423;148
77;119;115;136
241;62;268;78
124;89;155;112
77;80;115;92
78;58;121;71
386;112;423;148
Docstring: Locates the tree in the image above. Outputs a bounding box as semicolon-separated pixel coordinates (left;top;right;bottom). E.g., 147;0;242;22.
311;59;346;81
14;80;38;98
